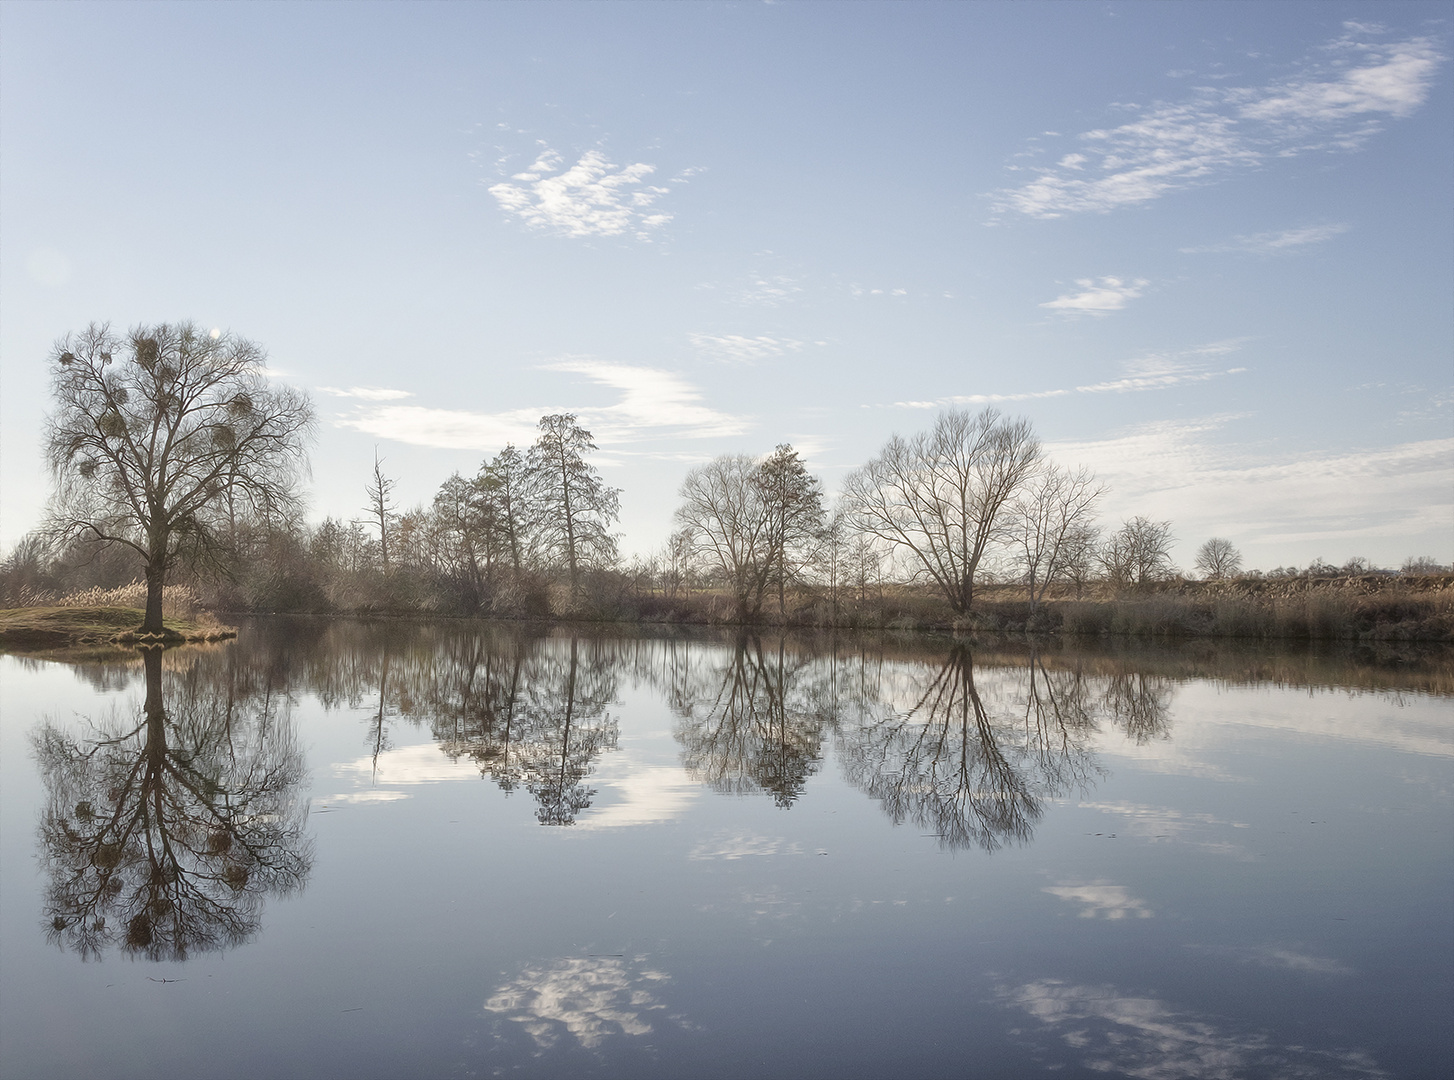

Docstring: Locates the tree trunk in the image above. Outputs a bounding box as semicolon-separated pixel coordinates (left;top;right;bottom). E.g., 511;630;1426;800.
143;559;166;633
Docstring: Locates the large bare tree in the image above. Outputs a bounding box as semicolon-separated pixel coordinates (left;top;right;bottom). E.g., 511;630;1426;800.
841;408;1041;614
43;322;314;632
675;454;775;621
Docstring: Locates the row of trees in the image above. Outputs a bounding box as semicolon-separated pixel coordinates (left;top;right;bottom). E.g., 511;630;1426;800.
26;320;1442;627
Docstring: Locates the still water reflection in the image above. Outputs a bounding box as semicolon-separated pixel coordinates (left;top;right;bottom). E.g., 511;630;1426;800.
34;647;311;960
1;619;1449;1079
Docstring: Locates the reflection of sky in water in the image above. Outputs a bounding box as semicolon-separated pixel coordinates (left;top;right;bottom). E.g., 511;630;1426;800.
2;630;1449;1079
1044;883;1154;919
485;955;682;1049
1004;979;1389;1079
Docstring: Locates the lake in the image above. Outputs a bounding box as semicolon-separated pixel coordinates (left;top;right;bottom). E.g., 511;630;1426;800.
1;618;1450;1079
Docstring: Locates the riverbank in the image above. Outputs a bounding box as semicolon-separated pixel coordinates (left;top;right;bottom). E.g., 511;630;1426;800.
0;606;237;651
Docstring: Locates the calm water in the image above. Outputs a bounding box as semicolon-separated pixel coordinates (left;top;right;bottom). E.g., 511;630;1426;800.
1;619;1450;1080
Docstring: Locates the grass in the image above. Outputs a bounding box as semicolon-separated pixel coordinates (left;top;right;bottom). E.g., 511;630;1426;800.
0;605;237;652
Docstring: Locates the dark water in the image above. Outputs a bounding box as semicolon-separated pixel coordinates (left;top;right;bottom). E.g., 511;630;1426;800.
1;618;1450;1079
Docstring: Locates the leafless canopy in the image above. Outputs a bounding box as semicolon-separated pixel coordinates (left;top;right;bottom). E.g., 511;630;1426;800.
841;408;1041;613
43;322;314;629
1193;537;1242;581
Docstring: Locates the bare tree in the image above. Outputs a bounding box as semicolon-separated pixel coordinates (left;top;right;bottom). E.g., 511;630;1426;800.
528;414;620;599
1058;521;1100;600
1194;537;1242;580
43;322;314;632
478;444;535;579
841;408;1041;614
1010;465;1104;611
1401;555;1450;575
676;455;775;621
363;450;397;570
1100;517;1177;588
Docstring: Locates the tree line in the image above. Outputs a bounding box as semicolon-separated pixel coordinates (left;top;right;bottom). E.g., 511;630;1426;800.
6;321;1448;629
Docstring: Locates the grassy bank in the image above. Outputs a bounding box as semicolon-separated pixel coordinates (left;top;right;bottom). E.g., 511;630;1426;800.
583;574;1454;642
0;606;237;651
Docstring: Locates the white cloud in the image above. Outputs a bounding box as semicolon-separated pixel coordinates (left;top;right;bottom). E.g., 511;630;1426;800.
1181;223;1350;254
488;146;681;241
993;33;1444;218
544;358;750;441
1043;883;1153;919
688;333;805;364
1041;276;1148;314
318;385;416;401
332;358;749;452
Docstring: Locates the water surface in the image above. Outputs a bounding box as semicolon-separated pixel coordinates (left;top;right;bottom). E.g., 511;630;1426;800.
1;619;1450;1079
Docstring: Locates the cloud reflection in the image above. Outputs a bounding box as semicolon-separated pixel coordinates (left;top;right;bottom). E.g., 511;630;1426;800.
1043;883;1153;920
1004;979;1388;1079
484;955;678;1049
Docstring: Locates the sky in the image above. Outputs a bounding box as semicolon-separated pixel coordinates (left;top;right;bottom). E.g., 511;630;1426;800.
2;0;1450;572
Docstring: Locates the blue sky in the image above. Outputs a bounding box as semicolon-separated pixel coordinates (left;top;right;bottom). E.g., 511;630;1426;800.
3;1;1450;571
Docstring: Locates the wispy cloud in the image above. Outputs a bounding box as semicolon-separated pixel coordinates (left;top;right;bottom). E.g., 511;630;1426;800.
1048;418;1454;552
1040;276;1148;315
487;145;684;241
688;333;806;364
1181;222;1350;254
699;252;806;307
318;385;415;401
993;30;1444;219
331;358;749;452
893;342;1246;409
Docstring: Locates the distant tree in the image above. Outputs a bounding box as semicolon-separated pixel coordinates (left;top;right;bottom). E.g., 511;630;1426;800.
1401;555;1450;575
43;322;314;632
1009;464;1104;611
1100;517;1177;588
528;414;620;599
1193;537;1242;580
841;408;1041;614
1058;521;1101;600
363;450;397;571
754;444;826;616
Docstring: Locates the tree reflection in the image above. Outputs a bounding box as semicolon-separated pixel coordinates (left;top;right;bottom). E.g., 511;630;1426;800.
670;635;828;807
837;646;1100;851
33;647;312;960
1100;671;1173;744
428;637;618;824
